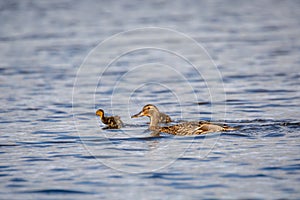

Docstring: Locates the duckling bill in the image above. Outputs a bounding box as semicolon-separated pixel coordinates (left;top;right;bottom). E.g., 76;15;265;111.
131;104;236;136
96;109;123;129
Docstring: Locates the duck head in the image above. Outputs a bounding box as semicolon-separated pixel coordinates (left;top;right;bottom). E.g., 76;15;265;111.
131;104;159;118
95;109;104;118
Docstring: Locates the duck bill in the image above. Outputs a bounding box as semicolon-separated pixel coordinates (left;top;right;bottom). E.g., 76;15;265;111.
131;111;145;118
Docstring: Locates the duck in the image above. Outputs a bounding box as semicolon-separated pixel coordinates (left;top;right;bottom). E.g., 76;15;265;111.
131;104;236;136
96;109;123;129
131;104;172;123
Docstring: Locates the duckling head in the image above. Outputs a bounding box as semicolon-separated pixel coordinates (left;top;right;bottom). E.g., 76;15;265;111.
96;109;104;119
131;104;159;118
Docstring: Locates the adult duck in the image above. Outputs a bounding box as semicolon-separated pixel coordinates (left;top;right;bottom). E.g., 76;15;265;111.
131;104;236;135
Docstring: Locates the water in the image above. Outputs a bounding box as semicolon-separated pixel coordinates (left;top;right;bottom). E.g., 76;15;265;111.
1;0;300;199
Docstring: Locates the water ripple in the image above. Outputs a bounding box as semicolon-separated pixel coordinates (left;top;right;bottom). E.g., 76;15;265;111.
1;0;300;199
20;189;91;194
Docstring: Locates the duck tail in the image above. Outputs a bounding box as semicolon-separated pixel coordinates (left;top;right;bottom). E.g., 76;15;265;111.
223;126;237;131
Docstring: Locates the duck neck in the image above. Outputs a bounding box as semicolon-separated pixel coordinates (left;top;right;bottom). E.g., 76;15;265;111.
149;112;160;130
101;116;108;124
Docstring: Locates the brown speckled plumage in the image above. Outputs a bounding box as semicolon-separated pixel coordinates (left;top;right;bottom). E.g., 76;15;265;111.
131;104;236;136
96;109;123;129
157;121;235;135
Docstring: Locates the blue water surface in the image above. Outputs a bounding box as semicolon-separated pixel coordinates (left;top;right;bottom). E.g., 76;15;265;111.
0;0;300;199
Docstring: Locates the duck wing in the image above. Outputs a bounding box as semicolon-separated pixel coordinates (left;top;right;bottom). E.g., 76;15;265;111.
159;121;200;135
159;121;232;135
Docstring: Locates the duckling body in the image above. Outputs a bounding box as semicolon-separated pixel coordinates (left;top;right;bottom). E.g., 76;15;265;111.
96;109;123;129
131;104;236;135
131;104;172;123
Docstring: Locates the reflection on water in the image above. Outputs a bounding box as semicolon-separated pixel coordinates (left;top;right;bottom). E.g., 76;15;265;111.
1;0;300;199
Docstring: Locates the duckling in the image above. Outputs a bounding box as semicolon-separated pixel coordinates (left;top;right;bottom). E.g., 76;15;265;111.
131;104;236;135
131;104;172;123
96;109;123;129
